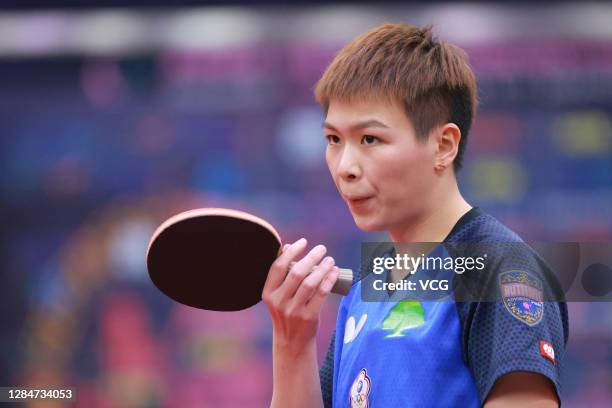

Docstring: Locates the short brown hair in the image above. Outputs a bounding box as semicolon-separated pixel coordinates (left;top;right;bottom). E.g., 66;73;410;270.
314;23;477;171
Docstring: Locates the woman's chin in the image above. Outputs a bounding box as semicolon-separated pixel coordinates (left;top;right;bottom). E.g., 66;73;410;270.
353;215;386;232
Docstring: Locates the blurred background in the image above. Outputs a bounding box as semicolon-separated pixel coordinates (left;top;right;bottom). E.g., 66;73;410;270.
1;2;611;407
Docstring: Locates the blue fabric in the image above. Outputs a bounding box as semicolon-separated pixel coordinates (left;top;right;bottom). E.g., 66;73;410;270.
322;207;568;407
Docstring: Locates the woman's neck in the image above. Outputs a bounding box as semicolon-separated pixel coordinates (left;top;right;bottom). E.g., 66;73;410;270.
389;181;471;243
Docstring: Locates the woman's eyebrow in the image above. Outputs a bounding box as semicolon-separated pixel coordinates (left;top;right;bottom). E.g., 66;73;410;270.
322;119;390;132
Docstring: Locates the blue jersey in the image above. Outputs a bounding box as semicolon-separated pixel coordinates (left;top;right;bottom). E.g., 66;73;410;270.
320;207;568;407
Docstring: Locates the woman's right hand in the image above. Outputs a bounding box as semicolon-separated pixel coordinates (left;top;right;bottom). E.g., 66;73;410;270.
262;238;339;355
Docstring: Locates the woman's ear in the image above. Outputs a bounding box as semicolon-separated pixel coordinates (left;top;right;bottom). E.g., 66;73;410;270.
434;123;461;172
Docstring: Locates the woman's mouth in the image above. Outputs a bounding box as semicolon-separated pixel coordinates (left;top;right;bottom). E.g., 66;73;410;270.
347;196;374;210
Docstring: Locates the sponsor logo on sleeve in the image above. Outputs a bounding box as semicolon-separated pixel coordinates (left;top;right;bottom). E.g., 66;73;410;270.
540;340;556;364
500;270;544;326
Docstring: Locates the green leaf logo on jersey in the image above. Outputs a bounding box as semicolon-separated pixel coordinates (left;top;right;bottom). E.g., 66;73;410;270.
381;300;425;338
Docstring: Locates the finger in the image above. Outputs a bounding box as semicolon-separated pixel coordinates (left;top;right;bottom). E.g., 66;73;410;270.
264;238;308;292
277;244;327;301
305;266;340;314
292;256;335;305
282;244;290;252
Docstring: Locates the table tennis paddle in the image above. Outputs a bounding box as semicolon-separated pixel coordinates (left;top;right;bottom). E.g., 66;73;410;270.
146;208;354;311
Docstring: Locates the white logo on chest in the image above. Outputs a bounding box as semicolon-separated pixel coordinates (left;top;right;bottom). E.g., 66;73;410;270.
344;314;368;344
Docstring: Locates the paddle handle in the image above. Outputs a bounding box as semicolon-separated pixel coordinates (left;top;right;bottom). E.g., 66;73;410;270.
332;268;354;296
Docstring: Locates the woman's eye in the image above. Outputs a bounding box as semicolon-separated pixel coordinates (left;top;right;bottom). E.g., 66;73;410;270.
326;135;340;144
362;135;379;145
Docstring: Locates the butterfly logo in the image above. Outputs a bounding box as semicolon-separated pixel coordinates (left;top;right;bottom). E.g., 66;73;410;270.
344;314;368;344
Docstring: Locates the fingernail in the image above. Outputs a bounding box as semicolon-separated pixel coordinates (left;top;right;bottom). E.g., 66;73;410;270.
323;256;334;266
313;244;326;255
294;238;307;246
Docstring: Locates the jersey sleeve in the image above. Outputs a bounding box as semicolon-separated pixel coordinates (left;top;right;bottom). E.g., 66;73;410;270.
454;243;570;404
456;298;568;403
319;330;335;408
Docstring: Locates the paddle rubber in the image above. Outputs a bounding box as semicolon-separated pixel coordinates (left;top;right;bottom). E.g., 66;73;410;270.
147;209;282;311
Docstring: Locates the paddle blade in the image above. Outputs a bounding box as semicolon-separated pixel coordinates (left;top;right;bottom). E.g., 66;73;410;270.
147;214;281;311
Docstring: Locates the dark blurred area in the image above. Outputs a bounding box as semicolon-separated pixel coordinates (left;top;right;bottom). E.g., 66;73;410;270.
0;3;611;407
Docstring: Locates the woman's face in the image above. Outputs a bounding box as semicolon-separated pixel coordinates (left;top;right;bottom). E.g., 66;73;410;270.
324;98;439;232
